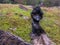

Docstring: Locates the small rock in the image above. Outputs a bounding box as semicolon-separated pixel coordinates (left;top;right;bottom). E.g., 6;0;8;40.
23;16;29;20
9;28;17;31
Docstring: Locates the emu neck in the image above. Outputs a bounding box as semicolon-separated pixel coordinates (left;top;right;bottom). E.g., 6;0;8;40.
32;20;46;36
32;20;39;25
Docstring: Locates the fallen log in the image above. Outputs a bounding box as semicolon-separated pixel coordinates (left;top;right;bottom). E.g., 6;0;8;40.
0;30;32;45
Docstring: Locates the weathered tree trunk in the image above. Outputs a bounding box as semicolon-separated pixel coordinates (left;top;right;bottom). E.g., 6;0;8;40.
31;34;55;45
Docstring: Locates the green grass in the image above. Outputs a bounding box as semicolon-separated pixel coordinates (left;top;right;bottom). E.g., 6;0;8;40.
0;4;60;45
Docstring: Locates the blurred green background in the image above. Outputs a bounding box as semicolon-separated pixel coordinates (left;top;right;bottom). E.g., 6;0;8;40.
0;0;60;45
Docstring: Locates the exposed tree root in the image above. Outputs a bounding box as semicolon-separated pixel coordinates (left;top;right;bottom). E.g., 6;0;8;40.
31;34;56;45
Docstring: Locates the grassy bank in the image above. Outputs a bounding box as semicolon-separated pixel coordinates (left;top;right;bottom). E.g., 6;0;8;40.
0;4;60;45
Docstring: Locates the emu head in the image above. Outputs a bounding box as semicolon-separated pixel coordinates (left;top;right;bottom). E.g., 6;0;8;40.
31;6;43;22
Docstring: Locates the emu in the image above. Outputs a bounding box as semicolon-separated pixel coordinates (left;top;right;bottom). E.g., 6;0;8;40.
31;6;46;36
31;6;55;45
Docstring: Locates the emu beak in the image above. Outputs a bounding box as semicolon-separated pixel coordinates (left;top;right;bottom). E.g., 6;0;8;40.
36;15;40;21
